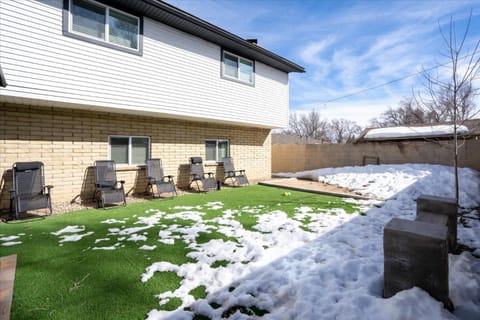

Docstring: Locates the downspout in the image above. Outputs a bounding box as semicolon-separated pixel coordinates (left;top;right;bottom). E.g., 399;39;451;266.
0;65;7;87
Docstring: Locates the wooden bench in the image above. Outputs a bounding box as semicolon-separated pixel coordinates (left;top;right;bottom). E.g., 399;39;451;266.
0;255;17;320
383;195;456;310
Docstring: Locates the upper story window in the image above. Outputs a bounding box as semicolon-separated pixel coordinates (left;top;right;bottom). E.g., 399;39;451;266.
109;136;150;166
222;51;254;85
66;0;141;52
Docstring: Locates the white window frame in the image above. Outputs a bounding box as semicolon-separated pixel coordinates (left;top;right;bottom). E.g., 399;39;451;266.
68;0;140;51
205;139;230;162
222;50;255;85
108;135;150;166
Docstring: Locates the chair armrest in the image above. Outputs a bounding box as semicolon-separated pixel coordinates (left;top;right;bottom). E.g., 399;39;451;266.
116;180;125;190
44;185;53;194
163;175;174;182
147;177;157;184
191;173;199;179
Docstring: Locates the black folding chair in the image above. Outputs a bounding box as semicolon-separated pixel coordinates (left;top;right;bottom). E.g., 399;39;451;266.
146;158;177;198
222;157;249;186
189;157;217;191
10;161;53;219
94;160;126;208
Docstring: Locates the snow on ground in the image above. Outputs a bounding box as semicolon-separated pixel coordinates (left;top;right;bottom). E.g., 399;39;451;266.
51;225;85;236
36;164;480;319
143;164;480;320
58;231;94;243
1;241;22;246
0;233;25;247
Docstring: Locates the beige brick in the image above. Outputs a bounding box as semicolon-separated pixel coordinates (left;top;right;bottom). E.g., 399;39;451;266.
1;103;272;209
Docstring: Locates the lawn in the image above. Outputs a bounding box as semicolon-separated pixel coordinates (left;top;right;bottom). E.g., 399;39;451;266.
0;185;363;320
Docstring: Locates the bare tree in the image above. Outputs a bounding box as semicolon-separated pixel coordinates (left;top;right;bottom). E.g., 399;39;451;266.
328;118;362;143
287;112;304;137
370;97;429;127
416;13;480;212
285;110;330;142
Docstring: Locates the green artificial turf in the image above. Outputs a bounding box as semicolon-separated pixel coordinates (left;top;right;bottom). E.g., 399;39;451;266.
0;185;361;320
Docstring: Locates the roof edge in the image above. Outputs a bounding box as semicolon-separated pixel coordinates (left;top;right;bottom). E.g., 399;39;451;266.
144;0;305;73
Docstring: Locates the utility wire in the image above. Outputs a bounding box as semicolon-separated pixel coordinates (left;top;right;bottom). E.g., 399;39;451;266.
319;52;478;104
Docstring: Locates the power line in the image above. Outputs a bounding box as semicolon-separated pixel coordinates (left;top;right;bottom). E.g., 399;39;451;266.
319;53;477;104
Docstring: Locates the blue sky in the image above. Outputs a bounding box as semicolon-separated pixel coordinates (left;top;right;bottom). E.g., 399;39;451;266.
165;0;480;127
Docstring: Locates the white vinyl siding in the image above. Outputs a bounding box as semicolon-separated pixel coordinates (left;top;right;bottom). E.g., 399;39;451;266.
0;0;290;128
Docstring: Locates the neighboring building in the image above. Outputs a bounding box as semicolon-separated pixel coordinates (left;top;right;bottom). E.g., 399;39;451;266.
355;120;480;142
0;0;304;210
272;120;480;173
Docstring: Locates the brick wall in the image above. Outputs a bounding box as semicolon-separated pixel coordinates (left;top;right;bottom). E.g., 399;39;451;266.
0;103;271;209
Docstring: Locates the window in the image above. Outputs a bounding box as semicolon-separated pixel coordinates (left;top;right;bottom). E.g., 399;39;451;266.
67;0;140;51
205;140;229;162
222;51;254;84
109;136;150;165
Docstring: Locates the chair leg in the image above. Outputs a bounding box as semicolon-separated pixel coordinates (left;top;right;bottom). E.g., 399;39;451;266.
14;201;19;220
99;192;105;209
147;183;157;198
48;197;53;215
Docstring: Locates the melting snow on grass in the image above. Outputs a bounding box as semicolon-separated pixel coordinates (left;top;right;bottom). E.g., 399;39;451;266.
143;164;479;320
0;233;26;247
50;225;94;243
58;232;94;243
51;225;85;236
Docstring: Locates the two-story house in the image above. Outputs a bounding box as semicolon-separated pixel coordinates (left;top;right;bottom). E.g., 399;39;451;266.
0;0;304;210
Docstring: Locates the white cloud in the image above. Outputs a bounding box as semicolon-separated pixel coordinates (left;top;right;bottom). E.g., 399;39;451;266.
299;38;336;63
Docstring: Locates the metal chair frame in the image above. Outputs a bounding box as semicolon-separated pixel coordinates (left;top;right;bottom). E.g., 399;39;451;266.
222;157;249;186
189;157;217;192
10;161;53;219
94;160;126;209
146;158;177;198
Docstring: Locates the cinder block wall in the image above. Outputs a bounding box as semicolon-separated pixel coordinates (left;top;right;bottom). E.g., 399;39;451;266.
272;140;480;173
0;103;271;209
